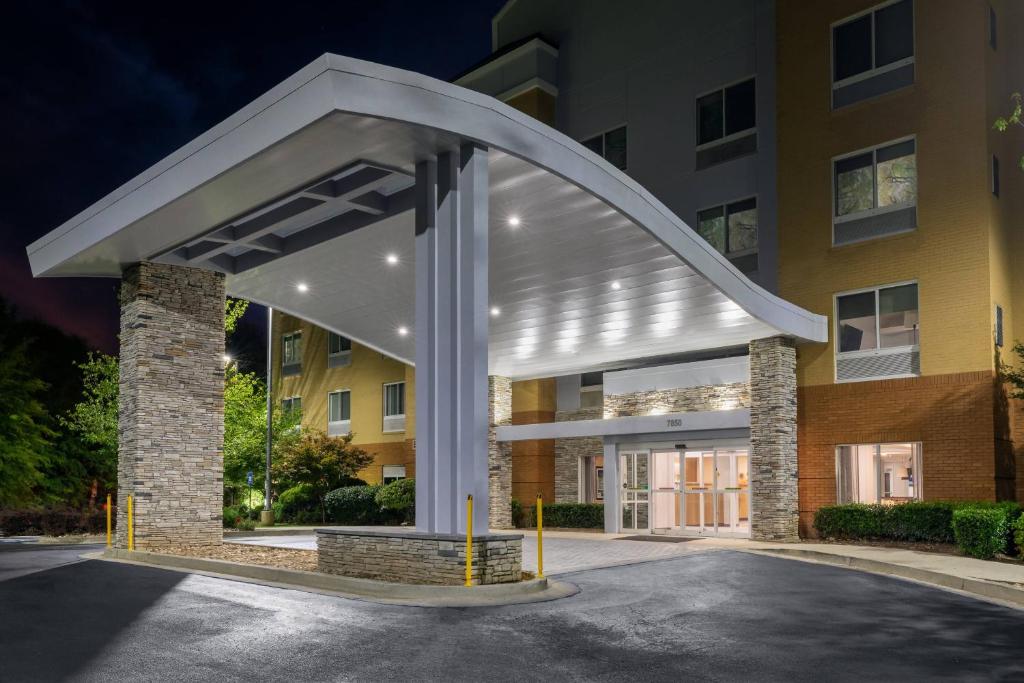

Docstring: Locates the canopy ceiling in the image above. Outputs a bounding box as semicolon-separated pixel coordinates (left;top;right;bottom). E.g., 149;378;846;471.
27;54;827;379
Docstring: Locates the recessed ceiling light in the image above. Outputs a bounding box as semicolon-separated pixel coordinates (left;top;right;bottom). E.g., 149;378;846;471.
296;282;309;293
611;281;621;290
397;326;409;336
490;306;500;317
386;253;399;265
508;216;521;227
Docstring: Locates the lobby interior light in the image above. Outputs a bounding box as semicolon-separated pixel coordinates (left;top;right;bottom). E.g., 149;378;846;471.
296;282;309;293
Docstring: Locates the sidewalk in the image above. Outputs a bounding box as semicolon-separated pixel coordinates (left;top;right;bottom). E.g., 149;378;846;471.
693;536;1024;607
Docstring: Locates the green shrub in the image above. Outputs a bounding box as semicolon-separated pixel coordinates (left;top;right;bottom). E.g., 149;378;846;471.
0;508;109;536
275;484;320;523
541;503;604;528
325;485;401;524
813;504;887;539
952;508;1009;559
1015;515;1024;560
235;518;257;531
222;505;242;529
881;502;958;543
511;499;533;528
375;479;415;523
510;502;603;529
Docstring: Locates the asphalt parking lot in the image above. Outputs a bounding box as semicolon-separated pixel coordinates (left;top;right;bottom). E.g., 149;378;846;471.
2;544;1024;681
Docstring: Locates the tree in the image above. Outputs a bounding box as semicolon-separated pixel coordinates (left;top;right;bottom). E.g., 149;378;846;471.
222;366;301;501
274;429;374;522
58;353;119;506
0;327;52;507
224;297;249;336
993;92;1023;171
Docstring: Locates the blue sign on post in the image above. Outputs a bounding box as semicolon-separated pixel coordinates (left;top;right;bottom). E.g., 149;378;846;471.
247;470;254;486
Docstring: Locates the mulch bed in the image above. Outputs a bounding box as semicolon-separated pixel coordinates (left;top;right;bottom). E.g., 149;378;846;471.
155;543;317;572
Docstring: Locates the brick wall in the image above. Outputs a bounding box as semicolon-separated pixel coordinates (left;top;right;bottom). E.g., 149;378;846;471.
798;370;1006;536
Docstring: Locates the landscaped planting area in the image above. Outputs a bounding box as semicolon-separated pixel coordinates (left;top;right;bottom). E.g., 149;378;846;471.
814;501;1024;560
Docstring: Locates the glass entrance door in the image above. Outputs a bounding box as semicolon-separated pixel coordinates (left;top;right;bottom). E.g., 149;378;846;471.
681;448;750;536
620;450;650;531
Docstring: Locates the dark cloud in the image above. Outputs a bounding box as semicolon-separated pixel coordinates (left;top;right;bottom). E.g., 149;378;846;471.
0;0;502;352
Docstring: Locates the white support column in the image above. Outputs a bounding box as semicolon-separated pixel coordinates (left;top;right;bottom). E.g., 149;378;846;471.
602;439;620;533
415;143;490;535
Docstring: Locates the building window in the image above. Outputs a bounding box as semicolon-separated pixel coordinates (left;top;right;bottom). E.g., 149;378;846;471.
281;396;302;415
328;332;352;368
382;465;406;485
580;372;603;410
995;304;1004;348
990;6;997;50
833;138;917;245
831;0;914;108
835;282;919;381
579;455;605;503
282;331;302;375
327;390;351;436
383;381;406;432
582;126;627;170
697;198;758;258
992;156;1000;197
836;443;922;504
697;78;756;146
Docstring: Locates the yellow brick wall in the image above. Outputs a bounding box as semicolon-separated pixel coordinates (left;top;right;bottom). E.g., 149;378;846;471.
271;313;409;446
777;0;995;387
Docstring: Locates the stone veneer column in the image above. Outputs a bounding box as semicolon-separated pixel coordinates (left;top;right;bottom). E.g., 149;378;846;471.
488;376;513;529
116;261;225;548
749;336;799;542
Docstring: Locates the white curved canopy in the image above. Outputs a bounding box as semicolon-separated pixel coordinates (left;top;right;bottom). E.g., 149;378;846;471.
27;54;826;379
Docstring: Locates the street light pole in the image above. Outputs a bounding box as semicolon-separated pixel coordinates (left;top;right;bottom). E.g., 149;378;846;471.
261;305;275;526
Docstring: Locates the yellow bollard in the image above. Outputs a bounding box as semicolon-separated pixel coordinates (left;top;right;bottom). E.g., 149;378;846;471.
127;495;134;551
464;494;474;587
536;492;544;578
106;494;112;548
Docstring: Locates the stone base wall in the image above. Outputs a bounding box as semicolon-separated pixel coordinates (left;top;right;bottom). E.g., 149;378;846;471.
317;529;522;585
117;262;225;549
749;336;798;542
554;408;602;503
603;382;750;418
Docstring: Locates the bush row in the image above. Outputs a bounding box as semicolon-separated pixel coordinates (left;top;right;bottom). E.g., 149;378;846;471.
512;501;604;529
323;479;416;525
0;508;110;537
813;501;1023;560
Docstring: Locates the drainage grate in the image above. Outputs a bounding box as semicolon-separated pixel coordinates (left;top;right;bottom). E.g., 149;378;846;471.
615;535;697;543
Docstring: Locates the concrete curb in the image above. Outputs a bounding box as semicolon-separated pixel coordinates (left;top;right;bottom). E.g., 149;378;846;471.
751;547;1024;609
94;549;579;607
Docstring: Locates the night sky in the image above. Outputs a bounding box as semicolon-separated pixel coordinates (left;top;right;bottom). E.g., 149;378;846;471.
0;0;504;357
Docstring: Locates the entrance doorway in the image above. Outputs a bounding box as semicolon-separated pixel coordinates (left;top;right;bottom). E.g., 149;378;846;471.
650;448;750;537
620;450;649;530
